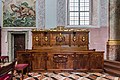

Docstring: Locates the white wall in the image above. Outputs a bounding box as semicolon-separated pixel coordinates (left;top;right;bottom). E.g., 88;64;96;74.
0;0;108;60
45;0;56;29
1;28;33;57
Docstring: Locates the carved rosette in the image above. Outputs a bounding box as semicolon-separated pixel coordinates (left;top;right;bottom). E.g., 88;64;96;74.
35;36;39;42
73;36;77;42
53;54;68;63
33;36;40;46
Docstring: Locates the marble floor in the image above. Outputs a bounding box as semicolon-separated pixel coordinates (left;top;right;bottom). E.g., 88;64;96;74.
13;72;120;80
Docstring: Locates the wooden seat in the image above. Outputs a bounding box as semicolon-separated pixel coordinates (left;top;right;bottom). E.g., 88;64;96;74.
0;60;16;80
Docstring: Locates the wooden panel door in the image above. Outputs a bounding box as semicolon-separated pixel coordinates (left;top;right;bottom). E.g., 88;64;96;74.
14;34;25;58
32;52;47;71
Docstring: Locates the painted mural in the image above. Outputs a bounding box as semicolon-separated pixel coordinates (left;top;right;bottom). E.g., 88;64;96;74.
3;0;36;27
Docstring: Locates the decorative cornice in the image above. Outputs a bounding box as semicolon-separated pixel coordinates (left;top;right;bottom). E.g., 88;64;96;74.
32;26;89;32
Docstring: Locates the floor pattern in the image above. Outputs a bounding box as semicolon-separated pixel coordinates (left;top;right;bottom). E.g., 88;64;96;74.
13;72;120;80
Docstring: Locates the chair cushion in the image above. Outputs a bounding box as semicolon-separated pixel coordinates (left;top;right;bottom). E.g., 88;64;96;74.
0;56;8;59
0;74;12;80
15;64;28;70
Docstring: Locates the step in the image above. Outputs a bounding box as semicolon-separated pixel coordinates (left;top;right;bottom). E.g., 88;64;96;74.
104;63;120;70
104;67;120;77
104;60;120;66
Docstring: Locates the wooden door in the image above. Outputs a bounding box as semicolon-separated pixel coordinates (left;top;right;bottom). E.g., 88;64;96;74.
14;34;25;58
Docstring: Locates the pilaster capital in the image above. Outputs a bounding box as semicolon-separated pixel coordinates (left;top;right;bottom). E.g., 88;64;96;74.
107;40;120;45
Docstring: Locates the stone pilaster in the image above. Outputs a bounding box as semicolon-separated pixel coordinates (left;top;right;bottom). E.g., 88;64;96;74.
107;40;120;61
37;0;45;29
107;0;120;61
57;0;66;26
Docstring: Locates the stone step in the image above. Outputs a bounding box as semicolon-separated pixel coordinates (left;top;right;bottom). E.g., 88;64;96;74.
104;63;120;70
104;60;120;76
104;67;120;77
104;60;120;66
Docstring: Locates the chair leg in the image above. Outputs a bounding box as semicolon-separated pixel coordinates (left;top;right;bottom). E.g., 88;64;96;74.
26;67;28;75
22;70;24;80
7;57;9;62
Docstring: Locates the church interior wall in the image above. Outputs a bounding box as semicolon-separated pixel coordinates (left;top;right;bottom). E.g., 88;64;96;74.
0;0;108;59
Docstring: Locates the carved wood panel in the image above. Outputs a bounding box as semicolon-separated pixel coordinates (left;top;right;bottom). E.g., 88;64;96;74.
17;50;104;72
17;27;103;72
74;53;89;70
90;52;104;70
32;28;89;50
32;33;41;47
40;32;50;46
71;32;78;46
47;53;74;70
32;52;47;71
78;32;89;45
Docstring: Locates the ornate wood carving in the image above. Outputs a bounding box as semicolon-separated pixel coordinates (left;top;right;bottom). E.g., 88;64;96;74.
17;27;104;72
32;26;89;50
56;33;65;45
47;53;74;70
17;50;104;72
53;54;68;63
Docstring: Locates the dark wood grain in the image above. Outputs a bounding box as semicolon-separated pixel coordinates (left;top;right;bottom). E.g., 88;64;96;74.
17;29;104;72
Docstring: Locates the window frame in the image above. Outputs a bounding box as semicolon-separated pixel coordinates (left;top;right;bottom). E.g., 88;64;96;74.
66;0;93;28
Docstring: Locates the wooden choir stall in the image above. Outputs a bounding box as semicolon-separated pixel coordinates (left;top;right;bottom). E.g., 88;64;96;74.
17;26;104;72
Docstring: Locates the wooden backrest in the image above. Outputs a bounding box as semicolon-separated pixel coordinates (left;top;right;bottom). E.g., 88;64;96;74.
0;60;16;78
32;27;89;50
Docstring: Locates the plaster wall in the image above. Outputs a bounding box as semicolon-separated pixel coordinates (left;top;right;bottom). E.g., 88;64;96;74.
0;0;108;59
1;28;33;50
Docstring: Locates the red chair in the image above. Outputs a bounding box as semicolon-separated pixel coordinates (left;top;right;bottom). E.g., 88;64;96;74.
0;56;9;63
0;74;12;80
15;64;29;80
0;60;16;80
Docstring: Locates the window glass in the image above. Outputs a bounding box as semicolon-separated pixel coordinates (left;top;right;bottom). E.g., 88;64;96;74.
68;0;90;25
